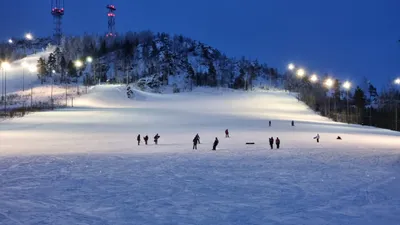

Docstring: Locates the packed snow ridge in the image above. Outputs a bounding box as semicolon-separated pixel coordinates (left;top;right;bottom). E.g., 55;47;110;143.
0;85;399;224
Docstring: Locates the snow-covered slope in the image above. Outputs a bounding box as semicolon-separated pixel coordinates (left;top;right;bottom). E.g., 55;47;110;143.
0;85;399;224
2;46;54;94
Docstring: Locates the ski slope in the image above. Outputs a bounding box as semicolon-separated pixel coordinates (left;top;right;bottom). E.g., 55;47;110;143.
0;85;399;225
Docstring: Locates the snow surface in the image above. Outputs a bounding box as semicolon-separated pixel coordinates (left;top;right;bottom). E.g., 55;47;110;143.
0;85;400;224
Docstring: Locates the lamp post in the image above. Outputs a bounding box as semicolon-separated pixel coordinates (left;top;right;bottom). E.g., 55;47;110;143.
1;62;11;114
51;70;55;109
28;66;37;109
324;78;334;116
296;68;306;78
343;81;351;123
394;78;400;131
74;60;83;95
24;33;34;55
86;56;93;93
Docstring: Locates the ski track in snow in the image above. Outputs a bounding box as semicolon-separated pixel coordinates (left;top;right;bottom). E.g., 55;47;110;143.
0;85;400;225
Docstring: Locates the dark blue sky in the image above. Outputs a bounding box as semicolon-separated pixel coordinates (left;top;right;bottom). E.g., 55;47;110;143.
1;0;399;89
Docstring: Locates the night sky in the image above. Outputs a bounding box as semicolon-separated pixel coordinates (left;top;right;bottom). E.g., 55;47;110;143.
1;0;399;89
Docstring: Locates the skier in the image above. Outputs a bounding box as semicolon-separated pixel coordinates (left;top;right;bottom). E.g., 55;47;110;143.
137;134;141;145
193;135;199;150
154;133;160;145
269;121;271;127
314;134;320;143
276;137;280;149
195;133;201;144
212;137;219;150
291;120;295;126
225;129;229;138
269;137;274;149
144;135;149;145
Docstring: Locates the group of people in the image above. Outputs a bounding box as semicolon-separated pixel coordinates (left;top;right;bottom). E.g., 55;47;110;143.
193;129;229;150
269;137;281;149
137;134;160;145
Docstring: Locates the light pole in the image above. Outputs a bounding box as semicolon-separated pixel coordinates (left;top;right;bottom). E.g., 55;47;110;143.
51;70;55;109
343;81;351;123
74;60;83;95
296;68;306;78
24;33;34;55
86;56;93;93
29;66;37;109
394;78;400;131
309;74;318;83
324;78;334;116
1;62;11;114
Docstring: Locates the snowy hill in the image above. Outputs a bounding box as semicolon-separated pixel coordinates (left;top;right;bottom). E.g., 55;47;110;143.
1;85;400;224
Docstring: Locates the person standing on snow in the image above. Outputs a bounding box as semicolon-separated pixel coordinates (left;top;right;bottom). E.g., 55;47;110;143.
225;129;229;138
137;134;141;145
154;133;160;145
195;133;201;144
269;137;274;149
276;137;280;149
314;134;320;143
212;137;219;150
193;135;199;150
291;121;295;126
269;121;271;127
144;135;149;145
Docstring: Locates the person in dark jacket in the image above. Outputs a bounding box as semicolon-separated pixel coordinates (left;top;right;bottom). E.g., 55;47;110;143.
154;134;160;145
314;134;320;143
291;121;295;126
269;121;271;127
195;134;200;144
225;129;229;138
212;137;219;150
137;134;141;145
144;135;149;145
276;137;280;149
269;137;274;149
193;135;199;150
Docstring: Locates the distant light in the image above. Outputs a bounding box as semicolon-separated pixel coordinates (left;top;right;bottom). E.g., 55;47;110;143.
29;66;38;73
74;60;83;68
296;68;305;78
395;78;400;85
288;63;295;71
8;39;13;44
343;81;351;90
1;61;11;70
21;61;29;68
309;74;318;83
52;70;56;74
25;33;33;40
86;56;93;63
325;78;334;88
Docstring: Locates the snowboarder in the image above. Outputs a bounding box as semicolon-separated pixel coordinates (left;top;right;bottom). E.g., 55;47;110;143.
314;134;320;143
195;133;200;144
154;133;160;145
225;129;229;138
276;137;280;149
212;137;219;150
269;137;274;149
144;135;149;145
337;136;342;140
193;135;199;150
137;134;141;145
291;120;295;126
269;121;271;127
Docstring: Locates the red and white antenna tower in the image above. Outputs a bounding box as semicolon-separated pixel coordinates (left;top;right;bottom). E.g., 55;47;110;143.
51;0;65;45
106;1;117;38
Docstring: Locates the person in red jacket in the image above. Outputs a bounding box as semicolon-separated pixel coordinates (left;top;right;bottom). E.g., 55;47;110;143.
276;137;280;149
225;129;229;138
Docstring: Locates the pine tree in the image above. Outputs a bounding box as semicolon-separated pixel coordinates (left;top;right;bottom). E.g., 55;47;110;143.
353;86;366;124
67;60;77;78
47;53;57;74
60;55;67;82
37;57;48;84
208;62;217;87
